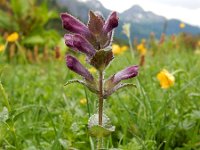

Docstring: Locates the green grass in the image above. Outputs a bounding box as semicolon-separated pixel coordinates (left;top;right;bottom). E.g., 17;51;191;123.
0;49;200;150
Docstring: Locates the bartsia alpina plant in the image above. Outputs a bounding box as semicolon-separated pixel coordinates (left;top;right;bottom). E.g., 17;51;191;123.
61;10;139;148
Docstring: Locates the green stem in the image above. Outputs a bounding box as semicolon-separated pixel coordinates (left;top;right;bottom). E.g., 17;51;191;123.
98;71;103;126
128;36;134;58
97;71;104;149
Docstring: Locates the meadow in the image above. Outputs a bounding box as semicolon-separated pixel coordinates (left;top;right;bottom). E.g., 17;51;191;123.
0;0;200;149
0;46;200;149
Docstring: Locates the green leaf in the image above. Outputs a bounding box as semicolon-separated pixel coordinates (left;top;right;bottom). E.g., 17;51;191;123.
65;79;98;94
90;49;113;71
89;125;115;138
104;83;136;98
88;114;115;137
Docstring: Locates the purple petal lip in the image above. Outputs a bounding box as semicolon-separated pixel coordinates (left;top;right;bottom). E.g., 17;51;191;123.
113;65;139;84
103;11;119;33
64;34;96;58
66;55;94;81
61;13;91;36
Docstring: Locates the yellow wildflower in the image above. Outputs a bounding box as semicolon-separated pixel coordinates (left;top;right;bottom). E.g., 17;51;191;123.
0;44;5;52
112;44;128;55
80;98;87;105
112;44;121;55
6;32;19;42
157;69;175;89
179;23;185;29
121;46;128;52
89;67;97;73
137;43;146;56
137;43;144;50
140;48;147;56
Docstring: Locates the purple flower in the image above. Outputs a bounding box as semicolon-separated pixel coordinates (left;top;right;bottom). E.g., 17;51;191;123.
113;65;139;84
103;11;119;33
64;34;96;58
61;11;119;50
66;55;94;81
61;13;91;37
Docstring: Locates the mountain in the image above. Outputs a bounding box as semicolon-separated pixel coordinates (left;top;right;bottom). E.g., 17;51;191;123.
120;5;165;24
57;0;110;23
56;0;200;39
119;5;200;39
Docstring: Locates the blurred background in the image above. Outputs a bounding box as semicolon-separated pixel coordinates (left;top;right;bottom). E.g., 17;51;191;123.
0;0;200;61
0;0;200;58
0;0;200;149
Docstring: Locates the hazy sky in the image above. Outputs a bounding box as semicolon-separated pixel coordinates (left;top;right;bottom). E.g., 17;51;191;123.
80;0;200;26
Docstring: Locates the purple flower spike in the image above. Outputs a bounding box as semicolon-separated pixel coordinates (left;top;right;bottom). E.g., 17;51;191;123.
113;65;139;84
66;55;94;81
61;13;91;37
103;11;119;33
64;34;96;58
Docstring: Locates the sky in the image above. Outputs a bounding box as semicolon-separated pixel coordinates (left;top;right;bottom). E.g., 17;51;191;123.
80;0;200;27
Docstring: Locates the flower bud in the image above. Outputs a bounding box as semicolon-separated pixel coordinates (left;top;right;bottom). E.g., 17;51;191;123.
113;65;138;84
105;66;138;92
61;13;91;37
103;12;119;33
65;34;96;58
66;55;94;81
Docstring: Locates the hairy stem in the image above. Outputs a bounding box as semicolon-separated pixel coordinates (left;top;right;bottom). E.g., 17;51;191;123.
97;71;104;149
98;71;103;126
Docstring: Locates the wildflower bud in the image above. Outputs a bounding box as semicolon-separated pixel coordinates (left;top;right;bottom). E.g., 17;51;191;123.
113;65;139;84
61;13;91;37
66;55;94;82
105;65;138;90
103;11;118;33
65;34;96;58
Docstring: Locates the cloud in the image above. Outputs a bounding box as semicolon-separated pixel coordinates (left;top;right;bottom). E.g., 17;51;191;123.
143;4;200;26
154;0;200;9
